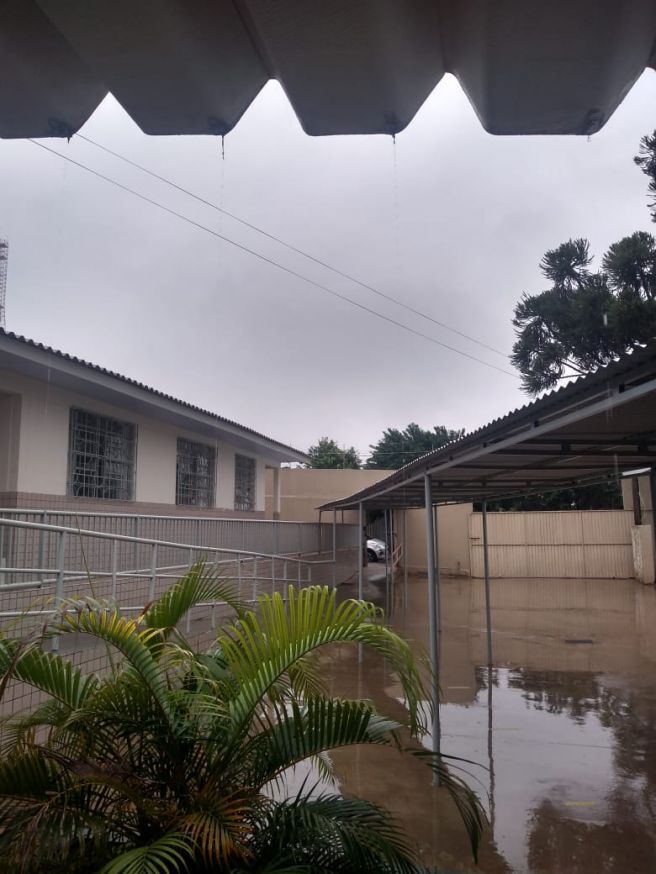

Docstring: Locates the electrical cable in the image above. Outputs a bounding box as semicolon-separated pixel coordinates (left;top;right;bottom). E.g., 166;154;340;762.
76;132;509;360
29;138;516;379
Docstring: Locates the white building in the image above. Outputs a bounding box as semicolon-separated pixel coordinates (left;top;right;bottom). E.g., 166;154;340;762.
0;330;306;517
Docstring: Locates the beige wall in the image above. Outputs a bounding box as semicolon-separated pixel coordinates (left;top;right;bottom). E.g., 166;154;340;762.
403;503;473;575
0;368;275;513
265;468;391;523
469;510;635;579
264;468;472;575
265;469;642;580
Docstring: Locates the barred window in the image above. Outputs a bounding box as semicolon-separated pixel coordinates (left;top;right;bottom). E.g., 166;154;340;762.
176;439;216;507
68;408;135;500
234;454;256;511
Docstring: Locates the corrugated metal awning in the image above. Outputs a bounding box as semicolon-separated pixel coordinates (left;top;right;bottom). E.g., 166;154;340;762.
2;1;656;139
319;344;656;510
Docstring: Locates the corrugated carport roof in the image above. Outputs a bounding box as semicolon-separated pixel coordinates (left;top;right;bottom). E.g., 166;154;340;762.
3;1;656;140
319;344;656;511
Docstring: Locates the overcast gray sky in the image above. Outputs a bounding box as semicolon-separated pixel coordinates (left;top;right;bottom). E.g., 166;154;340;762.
2;71;656;458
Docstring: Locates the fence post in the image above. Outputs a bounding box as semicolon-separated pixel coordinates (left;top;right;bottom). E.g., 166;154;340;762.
111;539;118;601
332;510;337;588
297;553;301;585
149;543;157;602
51;530;67;653
237;553;242;599
38;510;46;583
252;557;258;602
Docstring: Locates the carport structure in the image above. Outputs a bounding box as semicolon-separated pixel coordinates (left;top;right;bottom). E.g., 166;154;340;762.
319;344;656;767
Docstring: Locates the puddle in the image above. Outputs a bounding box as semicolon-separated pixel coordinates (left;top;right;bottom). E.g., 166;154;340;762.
325;574;656;872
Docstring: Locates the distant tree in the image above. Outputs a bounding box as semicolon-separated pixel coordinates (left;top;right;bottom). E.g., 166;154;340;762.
511;235;656;395
479;479;622;512
635;129;656;222
306;437;361;469
366;422;464;469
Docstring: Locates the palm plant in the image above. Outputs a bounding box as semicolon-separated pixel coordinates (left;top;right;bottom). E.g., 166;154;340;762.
0;563;484;873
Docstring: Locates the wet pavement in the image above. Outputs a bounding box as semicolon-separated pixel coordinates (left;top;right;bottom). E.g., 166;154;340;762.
326;573;656;873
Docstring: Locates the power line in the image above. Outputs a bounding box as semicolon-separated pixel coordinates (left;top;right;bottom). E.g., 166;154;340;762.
76;133;509;360
29;138;516;379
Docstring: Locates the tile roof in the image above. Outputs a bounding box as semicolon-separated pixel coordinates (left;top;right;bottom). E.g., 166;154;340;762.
0;329;308;460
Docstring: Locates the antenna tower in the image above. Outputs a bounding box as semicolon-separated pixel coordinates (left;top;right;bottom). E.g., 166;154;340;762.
0;239;7;329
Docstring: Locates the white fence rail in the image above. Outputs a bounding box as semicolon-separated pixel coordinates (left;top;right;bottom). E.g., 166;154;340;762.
0;509;358;587
0;517;349;650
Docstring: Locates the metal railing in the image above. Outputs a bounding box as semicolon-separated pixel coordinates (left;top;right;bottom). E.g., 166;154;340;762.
0;517;345;650
0;509;358;587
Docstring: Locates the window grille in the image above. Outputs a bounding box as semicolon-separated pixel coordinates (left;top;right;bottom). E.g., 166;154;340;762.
67;408;135;500
176;438;216;507
234;454;256;511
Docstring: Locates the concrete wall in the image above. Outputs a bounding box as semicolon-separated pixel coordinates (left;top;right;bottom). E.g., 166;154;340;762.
403;503;473;575
0;368;275;515
265;468;391;523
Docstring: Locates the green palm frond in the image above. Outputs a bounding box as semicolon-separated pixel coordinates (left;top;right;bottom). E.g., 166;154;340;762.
100;832;194;874
248;697;400;787
412;749;487;862
142;561;243;642
0;638;99;710
0;574;484;872
221;587;428;737
257;791;418;873
57;609;173;724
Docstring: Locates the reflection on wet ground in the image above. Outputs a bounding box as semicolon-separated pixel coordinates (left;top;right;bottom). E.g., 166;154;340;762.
327;574;656;873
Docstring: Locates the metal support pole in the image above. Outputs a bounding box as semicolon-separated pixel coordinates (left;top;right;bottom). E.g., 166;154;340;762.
481;499;493;667
38;510;46;583
403;509;408;610
149;543;157;602
384;508;390;581
253;557;258;601
424;474;441;783
51;530;67;653
332;509;337;587
111;539;118;601
433;504;441;631
358;502;364;602
318;510;322;554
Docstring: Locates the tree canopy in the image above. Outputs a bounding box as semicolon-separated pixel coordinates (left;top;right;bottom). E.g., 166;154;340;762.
306;437;361;469
511;130;656;396
511;233;656;395
366;422;464;469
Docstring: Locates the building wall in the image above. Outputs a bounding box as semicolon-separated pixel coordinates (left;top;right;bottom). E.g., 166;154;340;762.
264;468;472;575
265;468;390;523
0;368;274;515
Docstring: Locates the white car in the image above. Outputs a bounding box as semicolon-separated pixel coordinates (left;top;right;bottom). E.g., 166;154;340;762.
367;537;387;563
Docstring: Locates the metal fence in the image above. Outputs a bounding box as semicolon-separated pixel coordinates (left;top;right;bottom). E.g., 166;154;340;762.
0;517;350;646
0;509;359;587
